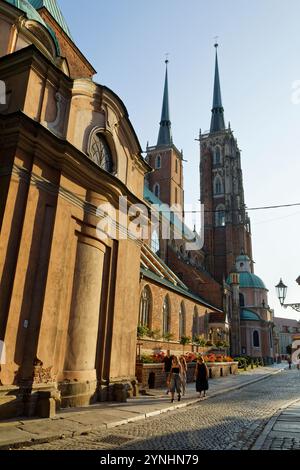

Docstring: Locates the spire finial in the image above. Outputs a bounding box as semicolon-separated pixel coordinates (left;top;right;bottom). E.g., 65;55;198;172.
165;53;170;65
214;37;219;49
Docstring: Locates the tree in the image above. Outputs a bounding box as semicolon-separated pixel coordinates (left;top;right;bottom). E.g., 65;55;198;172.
180;336;191;353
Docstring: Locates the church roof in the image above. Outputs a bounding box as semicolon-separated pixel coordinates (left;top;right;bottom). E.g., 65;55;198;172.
239;272;266;289
4;0;61;54
157;60;173;147
28;0;72;38
5;0;47;25
240;309;261;322
210;44;226;133
226;271;266;290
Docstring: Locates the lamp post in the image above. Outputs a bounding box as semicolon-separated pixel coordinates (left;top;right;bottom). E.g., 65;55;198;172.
275;278;300;312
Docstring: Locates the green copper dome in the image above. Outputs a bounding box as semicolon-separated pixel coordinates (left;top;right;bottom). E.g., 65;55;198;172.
28;0;72;39
239;272;266;289
227;271;266;289
5;0;48;25
240;309;261;321
4;0;60;54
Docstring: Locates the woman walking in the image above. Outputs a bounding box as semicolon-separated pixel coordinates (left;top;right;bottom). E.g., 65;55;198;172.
194;356;209;398
169;356;182;403
179;356;187;396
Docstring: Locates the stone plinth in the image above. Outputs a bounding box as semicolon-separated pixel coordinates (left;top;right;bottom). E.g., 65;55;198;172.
136;363;165;389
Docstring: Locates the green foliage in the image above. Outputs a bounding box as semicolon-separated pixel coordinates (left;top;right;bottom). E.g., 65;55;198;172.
205;340;214;347
162;332;174;342
234;356;248;369
147;329;161;340
180;336;191;346
193;335;207;347
137;325;150;338
215;340;230;349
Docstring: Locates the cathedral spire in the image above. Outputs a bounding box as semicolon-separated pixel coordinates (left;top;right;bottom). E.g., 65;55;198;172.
157;59;173;147
210;43;226;133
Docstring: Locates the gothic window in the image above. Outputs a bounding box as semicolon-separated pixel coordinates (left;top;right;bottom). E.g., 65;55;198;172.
175;159;178;173
156;155;161;169
214;146;221;165
153;183;160;198
163;296;171;336
253;330;260;348
214;176;223;195
215;204;225;227
139;286;152;328
192;307;199;338
89;133;113;173
239;293;245;307
151;229;160;254
179;302;186;338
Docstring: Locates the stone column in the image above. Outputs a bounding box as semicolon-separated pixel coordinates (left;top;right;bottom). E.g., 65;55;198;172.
61;234;105;407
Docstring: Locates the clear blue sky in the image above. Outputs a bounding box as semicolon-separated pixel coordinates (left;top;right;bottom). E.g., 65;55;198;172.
60;0;300;320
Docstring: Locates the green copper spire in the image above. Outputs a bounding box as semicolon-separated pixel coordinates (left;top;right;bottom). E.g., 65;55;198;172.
157;60;173;147
28;0;72;38
210;43;225;133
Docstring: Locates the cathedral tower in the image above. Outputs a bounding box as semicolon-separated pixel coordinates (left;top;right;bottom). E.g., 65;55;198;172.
200;44;253;283
146;60;184;214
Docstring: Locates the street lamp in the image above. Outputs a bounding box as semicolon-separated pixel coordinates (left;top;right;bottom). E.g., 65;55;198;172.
275;278;300;312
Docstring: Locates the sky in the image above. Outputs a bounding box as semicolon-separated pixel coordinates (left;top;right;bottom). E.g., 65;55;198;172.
59;0;300;320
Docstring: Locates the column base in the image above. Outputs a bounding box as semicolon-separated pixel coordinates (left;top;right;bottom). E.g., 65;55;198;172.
0;383;60;420
59;380;98;408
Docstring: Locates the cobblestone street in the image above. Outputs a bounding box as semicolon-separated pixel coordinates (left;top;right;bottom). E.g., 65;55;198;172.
25;369;300;451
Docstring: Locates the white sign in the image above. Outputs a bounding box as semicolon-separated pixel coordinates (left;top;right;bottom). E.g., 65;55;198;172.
0;340;6;365
0;80;6;105
292;339;300;365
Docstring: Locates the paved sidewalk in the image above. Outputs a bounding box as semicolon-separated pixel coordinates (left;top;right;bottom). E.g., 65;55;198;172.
0;364;286;450
253;396;300;450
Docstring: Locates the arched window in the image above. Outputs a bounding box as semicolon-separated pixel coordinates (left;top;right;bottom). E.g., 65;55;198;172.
139;286;152;328
153;183;160;198
214;146;221;165
215;204;225;227
214;176;223;195
175;159;178;173
239;293;245;307
163;296;171;336
253;330;260;348
179;302;186;338
155;155;161;169
175;187;178;204
192;307;199;338
89;134;113;173
151;229;160;254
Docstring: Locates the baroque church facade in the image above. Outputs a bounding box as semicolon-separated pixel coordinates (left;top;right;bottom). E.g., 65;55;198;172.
0;0;273;420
